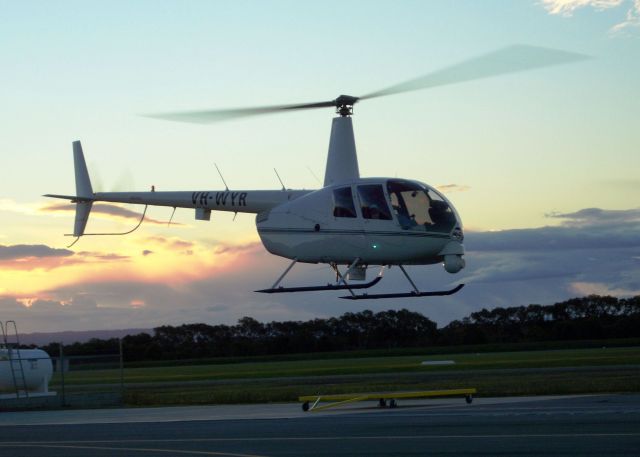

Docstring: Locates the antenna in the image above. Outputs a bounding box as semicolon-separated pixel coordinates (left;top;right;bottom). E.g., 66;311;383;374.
168;207;177;227
214;163;230;191
274;168;286;191
306;166;321;186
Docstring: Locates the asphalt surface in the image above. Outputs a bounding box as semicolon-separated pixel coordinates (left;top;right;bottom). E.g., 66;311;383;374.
0;394;638;456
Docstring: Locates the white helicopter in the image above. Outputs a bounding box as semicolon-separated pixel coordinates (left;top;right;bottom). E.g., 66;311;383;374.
46;45;585;299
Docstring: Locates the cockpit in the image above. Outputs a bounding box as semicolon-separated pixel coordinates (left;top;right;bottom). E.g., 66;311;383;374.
386;179;457;233
331;179;459;234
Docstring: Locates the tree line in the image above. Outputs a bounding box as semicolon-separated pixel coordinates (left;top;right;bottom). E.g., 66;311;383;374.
40;294;640;361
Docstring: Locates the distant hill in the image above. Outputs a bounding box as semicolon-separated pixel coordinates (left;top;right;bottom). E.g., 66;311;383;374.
19;328;152;346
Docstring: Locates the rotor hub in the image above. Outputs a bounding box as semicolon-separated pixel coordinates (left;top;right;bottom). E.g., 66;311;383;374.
334;95;359;117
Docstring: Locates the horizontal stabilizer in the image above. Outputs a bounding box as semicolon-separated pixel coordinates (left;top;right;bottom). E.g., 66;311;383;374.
43;193;94;203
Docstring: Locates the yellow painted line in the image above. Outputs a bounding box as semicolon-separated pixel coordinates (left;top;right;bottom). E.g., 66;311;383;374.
299;388;476;403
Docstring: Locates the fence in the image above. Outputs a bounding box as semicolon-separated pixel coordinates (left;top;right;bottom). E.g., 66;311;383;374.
0;340;124;410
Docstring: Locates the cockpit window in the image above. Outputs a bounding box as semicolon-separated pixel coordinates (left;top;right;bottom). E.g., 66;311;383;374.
387;179;456;232
357;185;392;220
333;186;357;218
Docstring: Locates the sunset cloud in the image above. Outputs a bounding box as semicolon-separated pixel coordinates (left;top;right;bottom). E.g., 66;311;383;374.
144;236;195;254
569;281;640;296
213;241;263;255
0;245;132;270
2;206;638;333
0;244;73;261
76;251;131;261
0;198;38;215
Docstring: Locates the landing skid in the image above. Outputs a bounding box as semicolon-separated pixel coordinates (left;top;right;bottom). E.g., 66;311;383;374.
256;275;382;294
340;283;464;300
256;260;464;300
256;258;383;296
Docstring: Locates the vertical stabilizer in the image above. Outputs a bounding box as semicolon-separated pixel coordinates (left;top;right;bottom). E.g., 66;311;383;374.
72;141;94;237
323;117;360;187
73;141;93;198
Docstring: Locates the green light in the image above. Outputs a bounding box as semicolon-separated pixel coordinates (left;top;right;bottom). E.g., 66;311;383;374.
372;244;378;249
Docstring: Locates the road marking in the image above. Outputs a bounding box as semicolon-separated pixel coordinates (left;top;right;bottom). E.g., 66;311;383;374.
1;433;639;446
0;444;265;457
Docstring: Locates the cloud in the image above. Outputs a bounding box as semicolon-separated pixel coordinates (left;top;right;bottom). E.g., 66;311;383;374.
76;251;131;261
0;244;73;261
540;0;640;32
546;207;640;226
2;206;638;333
144;236;194;253
40;202;181;226
213;241;263;255
0;244;133;272
0;198;38;215
466;226;640;253
541;0;624;16
611;0;640;31
142;250;154;256
569;281;640;296
436;184;471;193
454;213;640;328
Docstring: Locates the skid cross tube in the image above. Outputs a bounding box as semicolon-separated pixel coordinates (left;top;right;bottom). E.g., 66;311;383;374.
333;258;360;297
257;260;384;294
399;265;420;293
270;258;298;289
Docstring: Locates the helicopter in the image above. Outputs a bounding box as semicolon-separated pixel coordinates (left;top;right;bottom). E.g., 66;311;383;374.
45;45;586;299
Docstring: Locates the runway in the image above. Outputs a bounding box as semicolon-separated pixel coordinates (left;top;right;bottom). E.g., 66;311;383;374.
1;394;638;456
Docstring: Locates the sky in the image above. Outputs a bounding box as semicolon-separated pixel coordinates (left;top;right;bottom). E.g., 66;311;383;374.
1;0;639;334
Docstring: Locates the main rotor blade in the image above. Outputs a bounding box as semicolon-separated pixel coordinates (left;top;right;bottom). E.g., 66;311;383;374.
359;45;589;101
145;100;336;124
146;45;587;124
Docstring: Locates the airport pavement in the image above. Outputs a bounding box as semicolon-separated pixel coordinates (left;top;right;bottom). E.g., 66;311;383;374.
0;394;638;456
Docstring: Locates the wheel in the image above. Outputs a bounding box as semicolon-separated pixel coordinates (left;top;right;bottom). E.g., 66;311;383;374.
389;399;397;408
302;401;310;412
465;395;473;404
378;398;387;408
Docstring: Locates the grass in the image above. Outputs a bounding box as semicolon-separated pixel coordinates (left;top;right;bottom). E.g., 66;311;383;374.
41;344;640;407
51;345;640;386
123;369;640;406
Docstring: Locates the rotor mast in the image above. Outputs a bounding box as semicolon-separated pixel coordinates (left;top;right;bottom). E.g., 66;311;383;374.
323;95;360;187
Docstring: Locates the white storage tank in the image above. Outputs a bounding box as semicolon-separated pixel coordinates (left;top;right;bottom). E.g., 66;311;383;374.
0;348;53;394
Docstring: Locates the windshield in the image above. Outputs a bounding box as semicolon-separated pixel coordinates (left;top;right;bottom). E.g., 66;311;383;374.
386;179;456;233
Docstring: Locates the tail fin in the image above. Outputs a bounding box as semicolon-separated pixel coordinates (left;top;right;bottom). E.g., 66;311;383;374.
73;141;93;198
72;141;94;237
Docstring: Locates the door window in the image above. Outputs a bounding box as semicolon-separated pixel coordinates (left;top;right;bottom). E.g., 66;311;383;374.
357;185;392;220
333;187;357;218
